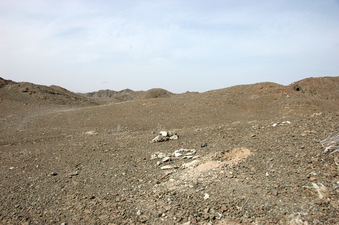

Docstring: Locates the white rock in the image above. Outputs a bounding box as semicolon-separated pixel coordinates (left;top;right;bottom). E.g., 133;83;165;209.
151;152;166;159
169;135;179;140
160;165;178;170
150;154;158;160
159;131;168;136
173;152;182;157
203;193;210;200
162;157;171;162
157;153;166;159
85;131;98;135
173;149;196;157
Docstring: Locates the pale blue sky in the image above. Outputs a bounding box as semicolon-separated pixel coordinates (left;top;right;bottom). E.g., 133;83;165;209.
1;0;338;93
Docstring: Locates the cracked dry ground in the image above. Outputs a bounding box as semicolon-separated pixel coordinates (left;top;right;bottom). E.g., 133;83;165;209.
1;99;339;224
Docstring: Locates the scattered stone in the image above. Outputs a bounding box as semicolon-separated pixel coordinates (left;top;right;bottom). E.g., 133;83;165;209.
159;131;168;136
151;131;179;143
201;143;208;147
301;130;318;136
151;152;167;160
215;212;223;220
49;172;58;176
139;215;148;223
173;148;196;157
66;171;79;177
160;165;178;170
321;133;339;154
170;134;179;140
203;193;210;200
136;210;142;216
162;156;171;162
309;177;317;182
85;131;98;135
221;205;227;212
272;121;291;127
271;189;278;196
151;134;168;143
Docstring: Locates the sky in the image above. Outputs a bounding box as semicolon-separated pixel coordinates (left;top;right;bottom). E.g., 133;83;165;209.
1;0;339;93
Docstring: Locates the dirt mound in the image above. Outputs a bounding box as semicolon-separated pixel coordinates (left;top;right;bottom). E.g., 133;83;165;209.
143;88;174;99
1;76;339;225
289;76;339;100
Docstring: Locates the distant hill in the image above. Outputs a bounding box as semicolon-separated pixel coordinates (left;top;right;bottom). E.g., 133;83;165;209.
83;88;174;102
82;88;136;102
1;76;338;110
0;77;98;106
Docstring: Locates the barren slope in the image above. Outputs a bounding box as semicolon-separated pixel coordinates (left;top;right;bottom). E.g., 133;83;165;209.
1;76;338;225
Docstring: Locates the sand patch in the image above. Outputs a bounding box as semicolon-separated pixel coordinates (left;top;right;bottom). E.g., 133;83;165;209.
156;147;253;192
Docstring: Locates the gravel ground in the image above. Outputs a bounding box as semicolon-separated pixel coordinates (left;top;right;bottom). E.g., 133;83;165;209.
1;77;338;224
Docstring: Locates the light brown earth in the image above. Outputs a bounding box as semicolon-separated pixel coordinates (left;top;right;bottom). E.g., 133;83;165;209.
0;76;339;225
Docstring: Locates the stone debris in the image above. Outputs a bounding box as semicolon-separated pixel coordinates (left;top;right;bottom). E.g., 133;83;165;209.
151;131;179;143
151;152;167;160
271;189;278;196
321;133;339;154
162;156;171;162
201;143;208;148
152;149;198;169
303;182;329;199
85;130;98;135
172;149;196;157
151;149;197;160
160;165;179;170
66;171;79;178
272;121;291;127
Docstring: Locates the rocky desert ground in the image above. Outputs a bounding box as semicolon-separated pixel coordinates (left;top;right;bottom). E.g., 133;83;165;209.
0;76;338;225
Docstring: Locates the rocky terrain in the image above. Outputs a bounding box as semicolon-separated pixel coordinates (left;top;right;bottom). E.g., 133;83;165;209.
0;76;338;224
82;88;174;103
